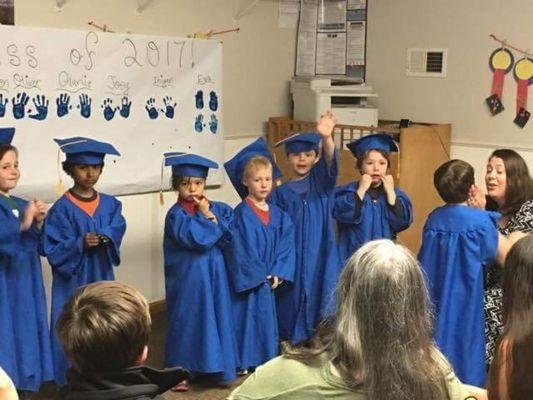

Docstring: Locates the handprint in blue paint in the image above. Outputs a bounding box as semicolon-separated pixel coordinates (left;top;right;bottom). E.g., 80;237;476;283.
209;114;218;134
56;93;71;118
145;98;159;120
28;95;49;121
119;96;131;118
12;92;29;120
209;91;218;111
195;90;204;109
78;93;92;119
101;98;119;121
161;96;176;119
195;114;204;133
0;95;8;118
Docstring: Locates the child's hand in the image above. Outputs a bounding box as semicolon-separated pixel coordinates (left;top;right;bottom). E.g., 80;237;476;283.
381;175;397;206
193;196;210;214
357;174;373;199
194;196;218;223
84;232;101;248
467;185;486;209
316;110;336;138
267;275;283;289
20;200;38;231
33;199;48;224
381;175;395;194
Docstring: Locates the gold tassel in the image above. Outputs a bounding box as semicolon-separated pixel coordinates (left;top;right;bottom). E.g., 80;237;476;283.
56;148;63;195
159;156;165;206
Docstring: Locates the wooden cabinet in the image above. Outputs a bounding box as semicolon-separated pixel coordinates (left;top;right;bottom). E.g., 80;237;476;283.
267;116;451;254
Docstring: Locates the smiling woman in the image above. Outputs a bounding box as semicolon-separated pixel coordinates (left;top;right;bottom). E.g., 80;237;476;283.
469;149;533;366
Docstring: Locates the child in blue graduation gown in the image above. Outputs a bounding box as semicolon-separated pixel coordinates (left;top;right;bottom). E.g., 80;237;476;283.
333;133;412;262
418;159;513;387
162;153;238;388
269;111;341;343
0;128;53;392
43;137;126;386
224;138;296;371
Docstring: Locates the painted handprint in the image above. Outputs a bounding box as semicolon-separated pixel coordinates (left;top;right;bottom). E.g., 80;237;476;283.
12;92;29;120
101;98;119;121
145;98;159;120
56;93;71;118
161;96;176;119
194;114;204;133
195;90;204;109
119;96;131;118
209;91;218;111
28;95;49;121
0;94;7;118
78;93;92;119
209;114;218;134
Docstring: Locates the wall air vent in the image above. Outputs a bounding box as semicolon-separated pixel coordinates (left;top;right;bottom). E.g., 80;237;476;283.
406;48;447;78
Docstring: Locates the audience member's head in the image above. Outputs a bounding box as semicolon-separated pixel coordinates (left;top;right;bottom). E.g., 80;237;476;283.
488;234;533;400
56;281;151;374
285;240;449;400
434;159;475;204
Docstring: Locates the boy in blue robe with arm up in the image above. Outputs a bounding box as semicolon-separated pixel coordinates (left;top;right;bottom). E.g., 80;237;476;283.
269;111;342;344
43;137;126;386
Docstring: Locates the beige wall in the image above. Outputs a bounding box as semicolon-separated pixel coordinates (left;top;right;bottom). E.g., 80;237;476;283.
366;0;533;149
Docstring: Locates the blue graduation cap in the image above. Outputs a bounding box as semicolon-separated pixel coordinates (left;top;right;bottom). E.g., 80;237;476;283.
346;133;398;158
274;132;321;154
0;127;15;145
164;152;218;178
224;137;282;199
54;136;120;165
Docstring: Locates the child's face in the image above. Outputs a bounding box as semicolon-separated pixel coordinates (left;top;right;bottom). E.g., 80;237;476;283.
0;150;20;194
244;166;272;202
177;177;205;201
70;164;102;191
287;151;318;177
360;150;389;185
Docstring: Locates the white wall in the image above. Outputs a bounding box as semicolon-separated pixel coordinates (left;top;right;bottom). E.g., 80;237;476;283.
15;0;294;302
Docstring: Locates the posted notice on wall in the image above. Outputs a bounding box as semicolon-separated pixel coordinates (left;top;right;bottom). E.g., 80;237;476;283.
295;0;366;78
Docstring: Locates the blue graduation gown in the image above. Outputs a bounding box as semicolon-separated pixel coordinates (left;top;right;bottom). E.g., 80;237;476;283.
163;201;238;382
270;150;341;343
418;205;499;387
333;182;413;262
43;193;126;386
225;201;295;370
0;197;53;391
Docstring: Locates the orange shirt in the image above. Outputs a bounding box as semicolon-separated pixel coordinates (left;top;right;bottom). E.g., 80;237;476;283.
65;190;100;218
246;198;270;226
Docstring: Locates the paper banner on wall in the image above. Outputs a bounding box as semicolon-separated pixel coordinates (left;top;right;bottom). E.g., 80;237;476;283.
513;57;533;128
0;25;224;202
486;48;513;115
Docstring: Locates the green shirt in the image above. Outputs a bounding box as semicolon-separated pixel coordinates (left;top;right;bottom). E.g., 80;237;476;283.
0;193;19;218
228;356;472;400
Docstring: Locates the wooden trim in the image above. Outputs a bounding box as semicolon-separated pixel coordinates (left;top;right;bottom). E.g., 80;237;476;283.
149;299;166;316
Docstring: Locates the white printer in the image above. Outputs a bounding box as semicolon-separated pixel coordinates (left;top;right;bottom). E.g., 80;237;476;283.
291;77;378;127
